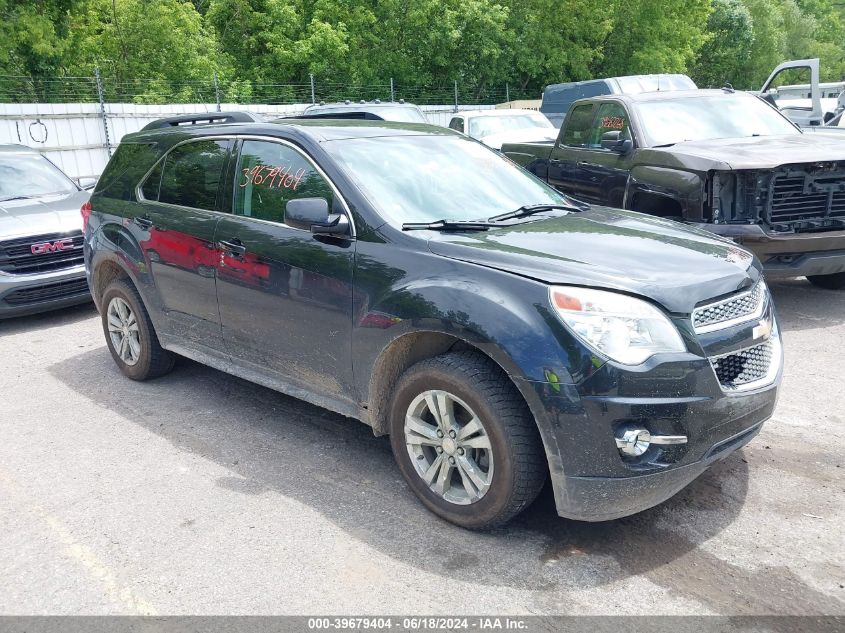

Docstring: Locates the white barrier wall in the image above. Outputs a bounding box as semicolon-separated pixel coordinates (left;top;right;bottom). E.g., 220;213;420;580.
0;103;492;179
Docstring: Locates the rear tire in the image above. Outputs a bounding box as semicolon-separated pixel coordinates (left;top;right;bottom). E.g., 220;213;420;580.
389;351;546;530
101;279;174;381
806;272;845;290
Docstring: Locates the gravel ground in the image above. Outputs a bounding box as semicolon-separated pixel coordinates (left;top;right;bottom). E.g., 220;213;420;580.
0;278;842;616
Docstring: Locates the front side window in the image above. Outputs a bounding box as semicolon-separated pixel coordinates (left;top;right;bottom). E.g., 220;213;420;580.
156;139;229;210
589;102;633;148
561;104;596;147
234;140;335;224
0;153;76;201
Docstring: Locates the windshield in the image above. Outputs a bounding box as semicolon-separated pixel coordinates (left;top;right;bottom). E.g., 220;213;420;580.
324;133;569;225
635;95;799;146
468;114;553;138
0;153;76;200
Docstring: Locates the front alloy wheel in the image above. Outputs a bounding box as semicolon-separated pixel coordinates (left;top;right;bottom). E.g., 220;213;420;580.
404;390;494;505
106;297;141;366
389;351;546;530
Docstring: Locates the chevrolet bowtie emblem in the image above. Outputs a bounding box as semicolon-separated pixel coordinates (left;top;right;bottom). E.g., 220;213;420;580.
753;319;772;341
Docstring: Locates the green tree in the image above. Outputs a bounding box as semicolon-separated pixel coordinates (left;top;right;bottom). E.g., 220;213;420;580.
690;0;754;87
596;0;712;77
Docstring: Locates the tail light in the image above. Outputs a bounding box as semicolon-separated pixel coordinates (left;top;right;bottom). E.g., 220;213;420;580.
81;201;92;235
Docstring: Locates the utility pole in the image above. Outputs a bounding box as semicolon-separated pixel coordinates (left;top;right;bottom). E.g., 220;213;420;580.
390;78;395;102
310;74;316;104
454;80;458;112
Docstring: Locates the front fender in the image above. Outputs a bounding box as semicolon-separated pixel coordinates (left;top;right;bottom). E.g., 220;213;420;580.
625;166;705;220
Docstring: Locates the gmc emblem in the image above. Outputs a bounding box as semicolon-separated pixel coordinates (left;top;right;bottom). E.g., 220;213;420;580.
31;238;75;255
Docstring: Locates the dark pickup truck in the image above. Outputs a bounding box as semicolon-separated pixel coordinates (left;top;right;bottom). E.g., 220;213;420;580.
502;89;845;289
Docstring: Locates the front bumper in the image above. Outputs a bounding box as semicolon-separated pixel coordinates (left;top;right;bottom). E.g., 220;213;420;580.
0;265;91;319
517;302;782;522
698;223;845;278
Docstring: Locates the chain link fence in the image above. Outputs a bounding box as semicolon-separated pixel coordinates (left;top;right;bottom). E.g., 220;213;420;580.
0;71;538;107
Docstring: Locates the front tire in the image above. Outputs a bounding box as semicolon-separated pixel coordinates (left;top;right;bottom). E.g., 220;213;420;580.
807;272;845;290
101;279;175;381
389;351;546;530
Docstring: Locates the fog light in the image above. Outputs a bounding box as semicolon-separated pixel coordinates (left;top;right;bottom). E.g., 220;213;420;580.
616;428;652;456
615;427;688;457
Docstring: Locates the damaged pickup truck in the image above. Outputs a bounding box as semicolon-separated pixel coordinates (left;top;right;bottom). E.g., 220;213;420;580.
502;89;845;289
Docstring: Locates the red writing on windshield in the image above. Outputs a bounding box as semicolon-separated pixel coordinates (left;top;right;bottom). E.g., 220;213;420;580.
239;164;305;190
600;116;625;130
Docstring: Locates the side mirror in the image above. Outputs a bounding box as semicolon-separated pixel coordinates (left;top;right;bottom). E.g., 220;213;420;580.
600;130;633;154
285;197;350;236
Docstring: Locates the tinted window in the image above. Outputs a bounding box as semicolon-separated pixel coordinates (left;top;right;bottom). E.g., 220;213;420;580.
98;143;159;200
449;117;464;133
140;161;163;201
234;140;335;224
0;153;76;200
589;102;633;148
561;104;596;146
158;140;229;210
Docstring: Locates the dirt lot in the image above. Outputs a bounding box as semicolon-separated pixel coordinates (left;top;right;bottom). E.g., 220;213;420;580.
0;278;842;615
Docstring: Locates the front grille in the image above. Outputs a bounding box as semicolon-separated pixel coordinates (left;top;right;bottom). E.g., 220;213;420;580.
767;172;845;227
3;278;90;306
0;231;84;274
692;282;764;333
710;340;774;389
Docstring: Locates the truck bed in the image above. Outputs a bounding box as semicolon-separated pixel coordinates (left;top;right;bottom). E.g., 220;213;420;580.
501;140;554;175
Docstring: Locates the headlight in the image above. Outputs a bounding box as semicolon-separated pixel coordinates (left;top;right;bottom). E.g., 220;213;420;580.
549;286;686;365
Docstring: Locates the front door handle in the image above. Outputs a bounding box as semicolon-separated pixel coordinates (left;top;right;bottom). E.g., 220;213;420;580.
133;215;153;230
218;239;246;256
576;161;598;169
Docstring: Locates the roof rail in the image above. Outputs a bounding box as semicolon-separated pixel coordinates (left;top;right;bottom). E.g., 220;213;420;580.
141;111;264;131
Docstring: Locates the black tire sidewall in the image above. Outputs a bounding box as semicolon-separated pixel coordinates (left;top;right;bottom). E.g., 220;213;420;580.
807;272;845;290
389;366;521;529
101;281;157;380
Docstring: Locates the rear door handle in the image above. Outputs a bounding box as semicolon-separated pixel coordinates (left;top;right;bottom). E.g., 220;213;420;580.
218;239;246;256
133;215;153;229
576;161;597;168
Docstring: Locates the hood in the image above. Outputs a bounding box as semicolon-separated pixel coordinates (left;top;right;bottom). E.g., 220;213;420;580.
480;129;557;151
0;190;90;240
648;134;845;170
426;207;760;313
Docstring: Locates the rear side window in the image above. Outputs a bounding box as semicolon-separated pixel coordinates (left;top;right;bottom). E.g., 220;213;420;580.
140;162;163;201
561;104;596;147
98;143;160;201
154;140;229;210
234;140;335;224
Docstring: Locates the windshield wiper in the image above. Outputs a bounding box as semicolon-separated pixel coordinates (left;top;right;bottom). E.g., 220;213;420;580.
0;195;34;202
402;219;495;231
488;202;586;223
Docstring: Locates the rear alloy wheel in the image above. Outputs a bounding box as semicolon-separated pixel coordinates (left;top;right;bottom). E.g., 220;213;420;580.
806;272;845;290
101;279;174;381
389;351;546;530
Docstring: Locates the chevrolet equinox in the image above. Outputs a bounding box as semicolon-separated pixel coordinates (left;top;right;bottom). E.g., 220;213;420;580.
83;114;782;529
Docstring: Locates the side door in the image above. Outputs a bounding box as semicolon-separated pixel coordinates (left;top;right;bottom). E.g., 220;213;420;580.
760;59;823;127
135;138;230;350
565;101;635;207
546;102;597;201
213;138;356;406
